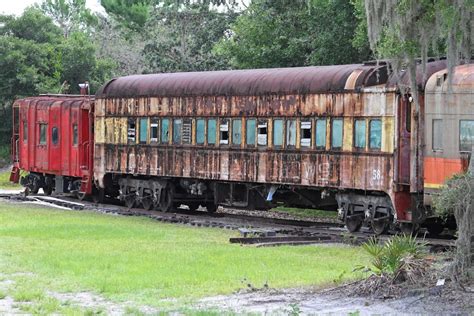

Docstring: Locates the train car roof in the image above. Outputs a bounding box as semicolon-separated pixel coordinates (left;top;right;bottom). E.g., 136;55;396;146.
425;63;474;93
96;64;390;98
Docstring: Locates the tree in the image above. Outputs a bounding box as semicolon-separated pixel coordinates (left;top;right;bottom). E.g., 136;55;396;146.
143;3;238;72
214;0;371;69
40;0;98;37
100;0;154;31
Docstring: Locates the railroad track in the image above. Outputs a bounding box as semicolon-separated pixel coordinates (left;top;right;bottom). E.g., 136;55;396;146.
0;192;455;250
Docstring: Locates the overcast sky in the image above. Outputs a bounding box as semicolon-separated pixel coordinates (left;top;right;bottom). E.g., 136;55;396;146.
1;0;104;15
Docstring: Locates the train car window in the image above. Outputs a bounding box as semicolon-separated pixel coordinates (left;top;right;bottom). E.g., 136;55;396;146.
161;118;169;144
39;123;47;145
220;119;229;145
232;119;242;145
246;119;256;146
208;119;217;145
182;119;192;144
196;119;205;144
173;119;183;144
273;119;284;147
128;119;136;143
150;119;159;143
139;118;148;143
432;119;443;151
52;127;59;145
354;119;366;149
72;124;78;146
257;120;268;146
315;119;326;148
459;120;474;152
23;121;27;142
300;120;312;148
331;118;343;149
406;100;411;133
369;119;382;149
286;119;297;148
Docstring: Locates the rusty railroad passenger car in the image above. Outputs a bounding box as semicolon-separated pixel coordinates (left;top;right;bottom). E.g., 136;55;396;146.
93;62;443;234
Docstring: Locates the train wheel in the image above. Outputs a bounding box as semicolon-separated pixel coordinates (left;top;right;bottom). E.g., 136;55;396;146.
425;222;444;236
372;219;389;235
205;203;217;213
345;216;362;233
43;185;53;196
77;192;88;201
124;188;136;209
400;223;419;236
141;192;154;211
158;185;174;212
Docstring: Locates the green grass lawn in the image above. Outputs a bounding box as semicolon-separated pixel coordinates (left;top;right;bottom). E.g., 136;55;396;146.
0;203;368;312
0;169;21;189
272;206;338;220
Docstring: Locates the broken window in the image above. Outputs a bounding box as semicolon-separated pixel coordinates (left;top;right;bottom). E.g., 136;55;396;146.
219;119;229;145
246;119;256;146
139;118;148;143
315;119;326;148
354;119;366;149
39;123;47;145
196;118;205;144
273;119;283;147
150;119;159;143
460;120;474;152
127;119;136;143
432;119;442;151
257;120;268;146
182;119;192;144
331;118;343;149
286;119;296;147
232;119;242;145
161;118;169;144
207;119;216;145
52;127;59;145
369;119;382;149
72;124;78;146
300;120;312;148
173;119;182;144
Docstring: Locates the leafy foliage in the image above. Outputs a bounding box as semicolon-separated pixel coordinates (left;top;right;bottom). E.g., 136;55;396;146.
361;235;427;280
143;3;237;72
214;0;371;69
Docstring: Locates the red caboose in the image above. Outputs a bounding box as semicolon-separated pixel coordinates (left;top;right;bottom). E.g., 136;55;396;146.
10;95;94;197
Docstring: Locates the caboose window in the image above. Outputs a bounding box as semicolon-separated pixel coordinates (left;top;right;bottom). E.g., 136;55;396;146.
72;124;78;146
52;127;59;145
139;118;148;143
459;120;474;152
161;118;169;144
257;120;268;146
39;123;47;145
23;121;27;142
196;119;205;144
369;119;382;149
432;119;443;151
219;119;229;145
286;119;296;147
150;119;159;143
354;119;366;149
246;119;256;146
232;119;242;145
173;119;182;144
127;119;136;143
273;119;283;147
300;120;312;148
315;119;326;148
207;119;216;145
331;119;343;149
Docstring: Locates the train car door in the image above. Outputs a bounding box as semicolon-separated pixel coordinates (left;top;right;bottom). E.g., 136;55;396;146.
49;102;61;171
397;95;411;185
35;102;49;171
69;103;80;177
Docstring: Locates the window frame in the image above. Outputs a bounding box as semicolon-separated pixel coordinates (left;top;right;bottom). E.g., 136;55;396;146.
331;118;343;150
315;118;327;149
369;118;382;150
173;118;183;144
39;123;47;145
23;121;28;143
286;119;297;148
459;119;474;152
257;119;268;147
432;119;443;151
246;118;256;147
353;118;366;150
196;118;206;145
300;119;312;149
51;126;59;146
207;119;217;146
150;118;159;143
273;118;284;148
232;119;242;146
161;118;170;144
219;118;230;145
139;117;148;144
127;118;136;144
72;124;78;147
